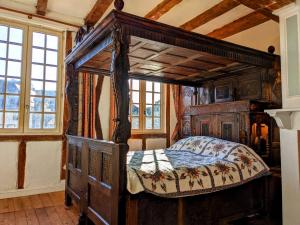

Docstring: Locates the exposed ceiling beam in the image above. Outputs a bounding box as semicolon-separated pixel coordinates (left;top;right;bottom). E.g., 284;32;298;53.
36;0;48;16
85;0;113;26
145;0;183;21
207;11;269;39
234;0;279;22
180;0;240;31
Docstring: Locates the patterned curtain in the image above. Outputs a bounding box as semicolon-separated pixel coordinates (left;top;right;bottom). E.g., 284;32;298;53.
171;85;182;142
78;72;103;139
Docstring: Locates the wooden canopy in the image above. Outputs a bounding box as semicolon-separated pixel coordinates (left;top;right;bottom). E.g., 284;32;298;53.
65;10;279;87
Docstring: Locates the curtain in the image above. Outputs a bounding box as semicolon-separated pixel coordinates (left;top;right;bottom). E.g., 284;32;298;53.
78;72;103;139
171;85;181;142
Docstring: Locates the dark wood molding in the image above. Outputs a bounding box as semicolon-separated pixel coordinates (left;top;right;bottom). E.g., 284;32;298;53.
130;133;167;139
145;0;183;21
166;84;171;147
207;11;270;39
0;135;63;142
180;0;240;31
85;0;113;26
36;0;48;16
0;7;80;28
17;141;26;189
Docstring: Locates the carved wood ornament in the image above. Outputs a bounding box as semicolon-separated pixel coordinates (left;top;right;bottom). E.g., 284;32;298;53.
110;23;131;144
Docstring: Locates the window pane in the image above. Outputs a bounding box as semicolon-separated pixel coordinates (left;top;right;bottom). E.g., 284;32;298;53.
31;64;44;79
154;105;160;117
8;44;22;60
46;35;58;50
132;79;139;90
132;91;139;103
29;113;42;129
44;82;56;96
146;81;152;92
31;80;43;95
0;26;8;41
30;97;42;112
46;50;57;65
146;93;152;104
154;82;160;92
45;66;57;81
154;93;160;104
32;48;44;63
9;28;23;44
32;32;45;47
131;104;139;116
7;61;21;77
43;113;55;128
145;104;152;116
154;118;160;129
146;117;152;129
132;117;139;129
0;78;4;93
0;60;5;75
0;43;7;58
6;78;21;94
5;95;19;111
0;95;3;109
0;112;3;128
4;112;18;128
44;98;56;112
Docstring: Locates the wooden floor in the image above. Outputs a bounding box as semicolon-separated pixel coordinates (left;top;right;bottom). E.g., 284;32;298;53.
0;192;79;225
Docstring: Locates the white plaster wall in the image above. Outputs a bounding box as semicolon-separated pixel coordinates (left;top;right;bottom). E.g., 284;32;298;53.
99;76;111;140
24;141;62;189
128;139;142;151
146;138;167;150
279;126;300;225
0;142;18;191
225;20;281;54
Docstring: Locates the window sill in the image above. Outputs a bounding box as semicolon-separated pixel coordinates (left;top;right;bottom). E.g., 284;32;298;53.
0;134;63;142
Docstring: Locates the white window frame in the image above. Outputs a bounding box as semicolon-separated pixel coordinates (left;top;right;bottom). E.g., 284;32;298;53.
0;19;64;134
129;79;165;134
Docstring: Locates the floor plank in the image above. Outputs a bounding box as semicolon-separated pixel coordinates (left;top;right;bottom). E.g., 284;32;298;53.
35;208;52;225
28;195;43;209
55;205;74;225
45;207;63;225
15;210;27;225
38;194;53;208
0;212;16;225
24;209;39;225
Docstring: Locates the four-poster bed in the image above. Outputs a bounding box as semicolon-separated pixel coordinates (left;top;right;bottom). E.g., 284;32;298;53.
64;1;280;225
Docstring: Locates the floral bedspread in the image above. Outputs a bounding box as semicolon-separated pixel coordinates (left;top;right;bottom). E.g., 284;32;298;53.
127;136;270;197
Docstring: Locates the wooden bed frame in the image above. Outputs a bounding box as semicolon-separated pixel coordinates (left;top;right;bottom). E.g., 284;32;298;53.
64;1;279;225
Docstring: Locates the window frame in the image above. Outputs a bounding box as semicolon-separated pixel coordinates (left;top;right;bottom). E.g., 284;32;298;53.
0;18;64;134
129;79;165;134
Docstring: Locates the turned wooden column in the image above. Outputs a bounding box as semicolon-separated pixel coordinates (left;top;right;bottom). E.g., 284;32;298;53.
110;23;131;225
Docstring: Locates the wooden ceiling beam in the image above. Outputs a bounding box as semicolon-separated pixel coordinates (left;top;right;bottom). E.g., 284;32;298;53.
234;0;279;22
207;11;269;39
145;0;183;21
85;0;113;26
180;0;240;31
36;0;48;16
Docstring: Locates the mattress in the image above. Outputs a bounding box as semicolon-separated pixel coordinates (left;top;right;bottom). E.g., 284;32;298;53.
127;136;270;197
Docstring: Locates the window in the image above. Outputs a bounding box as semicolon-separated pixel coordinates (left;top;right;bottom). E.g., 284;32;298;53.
129;79;164;133
0;20;62;133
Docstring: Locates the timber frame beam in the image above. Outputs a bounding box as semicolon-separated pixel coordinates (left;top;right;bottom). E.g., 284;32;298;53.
85;0;113;26
36;0;48;16
145;0;183;21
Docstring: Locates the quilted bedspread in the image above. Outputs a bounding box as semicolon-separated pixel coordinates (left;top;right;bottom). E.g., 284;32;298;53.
127;136;270;197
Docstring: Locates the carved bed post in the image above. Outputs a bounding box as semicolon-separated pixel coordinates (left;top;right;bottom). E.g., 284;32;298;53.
110;22;131;225
65;63;79;207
